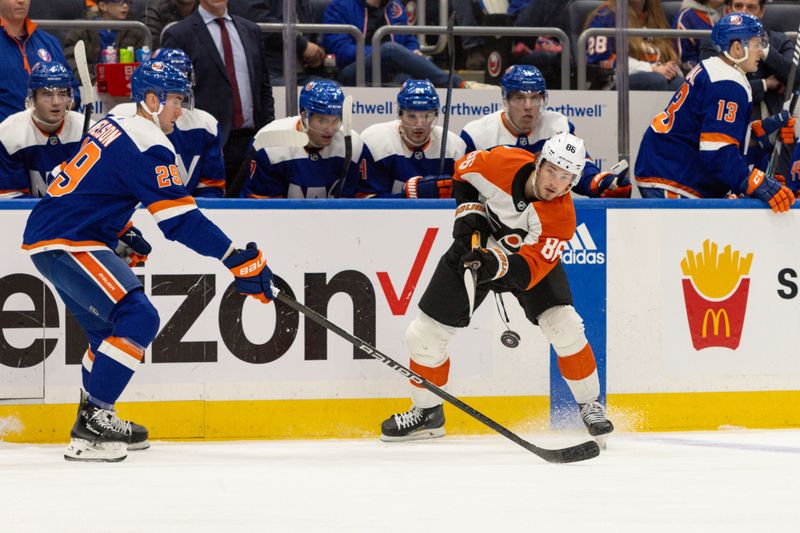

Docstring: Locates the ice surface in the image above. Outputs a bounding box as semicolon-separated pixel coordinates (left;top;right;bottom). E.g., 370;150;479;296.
2;429;799;532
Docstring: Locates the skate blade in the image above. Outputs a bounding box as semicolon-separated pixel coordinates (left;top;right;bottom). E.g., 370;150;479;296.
594;434;608;450
127;440;150;451
64;439;127;462
380;427;446;442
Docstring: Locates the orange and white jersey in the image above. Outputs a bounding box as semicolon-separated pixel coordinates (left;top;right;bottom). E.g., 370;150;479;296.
454;145;576;290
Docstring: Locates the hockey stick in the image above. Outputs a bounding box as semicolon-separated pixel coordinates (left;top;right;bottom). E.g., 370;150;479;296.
765;22;800;180
464;232;480;318
607;159;629;190
331;95;353;198
437;12;456;178
73;40;94;135
225;130;310;197
273;289;601;463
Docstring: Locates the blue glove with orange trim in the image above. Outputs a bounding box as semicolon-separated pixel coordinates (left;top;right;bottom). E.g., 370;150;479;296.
115;224;151;267
741;169;795;213
404;175;453;198
752;110;792;151
223;242;274;303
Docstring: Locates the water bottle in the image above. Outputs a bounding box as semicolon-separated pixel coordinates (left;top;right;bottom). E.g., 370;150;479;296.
135;46;151;63
101;45;118;64
119;46;134;63
322;54;338;80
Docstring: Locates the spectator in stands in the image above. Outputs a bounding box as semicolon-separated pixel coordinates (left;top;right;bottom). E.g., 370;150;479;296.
240;79;364;198
674;0;724;70
142;0;198;50
358;79;465;198
461;65;631;198
162;0;274;182
0;0;79;122
228;0;326;85
64;0;146;84
585;0;685;91
511;0;570;90
699;0;796;117
0;61;86;198
86;1;99;16
323;0;487;88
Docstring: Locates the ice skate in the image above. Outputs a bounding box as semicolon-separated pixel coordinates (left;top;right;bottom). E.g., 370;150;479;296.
580;401;614;449
78;390;149;450
381;404;445;442
65;402;131;462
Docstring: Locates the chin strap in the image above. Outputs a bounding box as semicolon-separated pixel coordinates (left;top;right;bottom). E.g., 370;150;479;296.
724;45;750;71
398;127;430;149
138;100;163;129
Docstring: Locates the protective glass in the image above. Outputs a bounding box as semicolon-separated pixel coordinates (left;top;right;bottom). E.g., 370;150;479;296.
400;110;437;127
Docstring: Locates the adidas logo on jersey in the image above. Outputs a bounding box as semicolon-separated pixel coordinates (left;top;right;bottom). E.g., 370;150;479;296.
561;223;605;265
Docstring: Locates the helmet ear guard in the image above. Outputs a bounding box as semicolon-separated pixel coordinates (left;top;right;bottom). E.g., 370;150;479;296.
130;60;190;126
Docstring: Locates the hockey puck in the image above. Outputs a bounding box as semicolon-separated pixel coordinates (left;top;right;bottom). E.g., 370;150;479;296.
500;330;521;349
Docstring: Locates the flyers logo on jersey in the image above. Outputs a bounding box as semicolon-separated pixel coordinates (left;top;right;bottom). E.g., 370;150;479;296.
680;239;752;350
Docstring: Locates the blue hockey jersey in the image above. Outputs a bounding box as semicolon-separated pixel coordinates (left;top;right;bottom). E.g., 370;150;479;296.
674;7;716;69
359;120;466;197
110;103;226;197
0;108;85;198
240;116;364;198
460;109;604;197
22;114;232;259
635;57;753;198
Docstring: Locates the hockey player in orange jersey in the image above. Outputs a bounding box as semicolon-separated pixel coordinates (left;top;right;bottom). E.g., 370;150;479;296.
380;131;614;442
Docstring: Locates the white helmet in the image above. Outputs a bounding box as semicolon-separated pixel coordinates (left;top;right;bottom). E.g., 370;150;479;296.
539;131;586;186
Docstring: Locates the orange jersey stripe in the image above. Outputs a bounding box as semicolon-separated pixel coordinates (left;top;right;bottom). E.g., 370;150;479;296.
147;196;196;215
699;132;739;147
22;238;107;252
410;358;450;388
557;343;597;381
71;252;126;303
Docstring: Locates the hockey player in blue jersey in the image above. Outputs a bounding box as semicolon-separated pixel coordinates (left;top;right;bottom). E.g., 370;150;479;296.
0;61;85;198
240;79;363;198
460;65;632;198
109;48;227;197
22;60;276;462
358;79;466;198
635;13;794;212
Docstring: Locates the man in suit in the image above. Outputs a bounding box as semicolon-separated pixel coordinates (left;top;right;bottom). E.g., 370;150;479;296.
162;0;274;183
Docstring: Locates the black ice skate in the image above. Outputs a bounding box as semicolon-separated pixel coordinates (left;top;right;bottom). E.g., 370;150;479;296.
65;403;132;462
579;401;614;437
78;389;149;450
381;404;445;442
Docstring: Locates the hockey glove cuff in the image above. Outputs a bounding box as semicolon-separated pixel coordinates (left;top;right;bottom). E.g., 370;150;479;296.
115;223;151;267
462;247;509;284
404;175;453;198
453;202;491;250
743;169;795;213
222;242;275;303
590;170;631;198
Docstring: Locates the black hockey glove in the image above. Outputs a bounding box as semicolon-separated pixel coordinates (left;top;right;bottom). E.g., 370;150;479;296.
462;247;509;284
452;202;491;252
115;225;151;267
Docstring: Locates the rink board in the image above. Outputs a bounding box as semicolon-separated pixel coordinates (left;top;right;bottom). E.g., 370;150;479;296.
1;199;799;442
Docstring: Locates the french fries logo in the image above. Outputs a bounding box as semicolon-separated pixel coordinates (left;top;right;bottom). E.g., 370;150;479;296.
680;240;753;350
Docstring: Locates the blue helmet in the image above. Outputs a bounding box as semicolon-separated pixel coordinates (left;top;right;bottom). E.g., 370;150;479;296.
500;65;546;100
397;79;439;112
27;61;73;99
152;47;193;82
712;13;765;53
299;79;344;117
130;59;190;105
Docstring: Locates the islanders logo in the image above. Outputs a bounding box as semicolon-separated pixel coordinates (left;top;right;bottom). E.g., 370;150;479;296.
680;239;752;350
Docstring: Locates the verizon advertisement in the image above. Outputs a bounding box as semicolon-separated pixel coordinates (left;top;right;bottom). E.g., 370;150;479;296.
0;204;557;404
606;207;800;394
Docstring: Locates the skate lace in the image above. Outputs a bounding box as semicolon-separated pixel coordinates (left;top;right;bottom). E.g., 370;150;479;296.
92;409;132;436
580;402;607;425
392;406;424;429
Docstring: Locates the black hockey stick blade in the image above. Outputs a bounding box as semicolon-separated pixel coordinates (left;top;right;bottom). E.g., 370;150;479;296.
274;290;600;464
